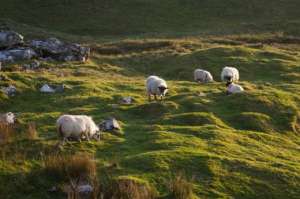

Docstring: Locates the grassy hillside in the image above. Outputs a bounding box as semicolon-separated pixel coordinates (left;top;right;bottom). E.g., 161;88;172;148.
1;1;300;199
1;0;300;38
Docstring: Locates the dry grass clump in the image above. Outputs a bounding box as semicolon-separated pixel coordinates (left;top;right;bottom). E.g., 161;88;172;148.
169;173;195;199
44;153;96;182
45;153;97;199
0;123;15;144
104;177;157;199
26;122;38;140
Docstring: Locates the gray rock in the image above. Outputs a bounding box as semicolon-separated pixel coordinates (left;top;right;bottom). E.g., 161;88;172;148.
30;60;40;69
0;48;37;63
0;31;24;49
30;37;90;62
2;85;16;96
40;84;55;93
62;184;93;195
121;96;133;104
77;184;93;194
23;60;40;70
99;117;123;135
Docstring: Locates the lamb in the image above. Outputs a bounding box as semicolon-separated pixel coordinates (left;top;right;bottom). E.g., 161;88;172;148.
56;114;100;143
146;75;168;101
221;66;239;82
226;82;244;94
194;69;213;83
0;112;15;124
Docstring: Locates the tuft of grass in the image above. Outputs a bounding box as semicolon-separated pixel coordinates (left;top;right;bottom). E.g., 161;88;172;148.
104;176;158;199
44;153;97;183
26;122;38;140
0;123;15;144
168;173;195;199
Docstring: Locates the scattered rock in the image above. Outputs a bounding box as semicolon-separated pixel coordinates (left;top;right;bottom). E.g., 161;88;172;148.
62;184;93;195
99;117;123;135
77;184;93;194
40;84;55;93
39;57;54;62
0;112;15;124
0;47;37;62
1;85;16;96
23;60;41;70
0;31;24;49
30;37;90;62
48;186;58;193
0;31;90;63
120;96;133;104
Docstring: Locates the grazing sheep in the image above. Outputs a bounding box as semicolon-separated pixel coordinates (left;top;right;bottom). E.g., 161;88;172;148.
221;66;239;82
226;82;244;94
56;115;100;143
194;69;213;83
146;75;168;101
0;112;15;124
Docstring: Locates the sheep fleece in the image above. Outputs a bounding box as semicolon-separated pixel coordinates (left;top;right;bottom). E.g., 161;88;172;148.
56;115;99;139
194;69;213;82
221;67;239;82
146;75;168;96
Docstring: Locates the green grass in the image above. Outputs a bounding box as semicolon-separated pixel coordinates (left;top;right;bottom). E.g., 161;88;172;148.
1;1;300;199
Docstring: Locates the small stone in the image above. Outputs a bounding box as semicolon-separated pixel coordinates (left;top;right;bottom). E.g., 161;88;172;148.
40;84;55;93
48;186;58;192
2;85;16;96
120;96;133;104
99;117;122;135
77;184;93;194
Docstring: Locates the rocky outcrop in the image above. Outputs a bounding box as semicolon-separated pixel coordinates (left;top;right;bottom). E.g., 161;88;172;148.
30;38;90;62
0;31;24;49
0;31;90;63
0;47;37;62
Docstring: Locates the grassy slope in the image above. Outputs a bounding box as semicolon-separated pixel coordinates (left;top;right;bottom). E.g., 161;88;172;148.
1;0;300;38
1;1;300;199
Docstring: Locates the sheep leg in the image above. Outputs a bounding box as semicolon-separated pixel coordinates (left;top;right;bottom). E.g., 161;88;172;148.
160;95;163;101
84;131;91;142
148;94;152;102
61;137;68;145
154;95;157;101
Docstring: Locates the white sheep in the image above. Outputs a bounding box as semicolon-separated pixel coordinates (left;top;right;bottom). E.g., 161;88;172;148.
194;69;213;83
146;75;168;101
56;114;100;143
221;66;239;82
0;112;15;124
226;82;244;94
